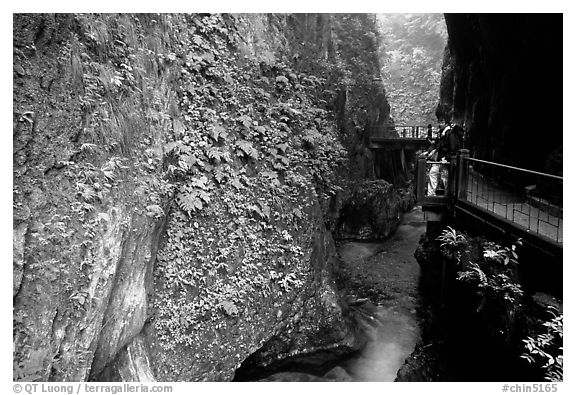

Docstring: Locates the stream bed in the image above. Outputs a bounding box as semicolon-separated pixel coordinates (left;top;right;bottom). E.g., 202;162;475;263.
251;206;427;382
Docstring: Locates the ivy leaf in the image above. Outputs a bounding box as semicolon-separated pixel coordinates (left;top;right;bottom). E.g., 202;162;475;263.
258;202;271;220
184;154;200;168
276;143;288;153
97;212;110;223
207;147;229;163
221;300;238;316
198;190;211;203
275;75;289;87
261;170;281;188
230;177;243;190
146;204;165;218
210;125;228;142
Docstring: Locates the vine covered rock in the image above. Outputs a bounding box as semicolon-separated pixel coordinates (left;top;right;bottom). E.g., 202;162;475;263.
335;180;403;240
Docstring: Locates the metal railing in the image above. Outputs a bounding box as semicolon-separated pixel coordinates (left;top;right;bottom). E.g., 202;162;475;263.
416;150;563;245
459;157;563;244
373;125;440;139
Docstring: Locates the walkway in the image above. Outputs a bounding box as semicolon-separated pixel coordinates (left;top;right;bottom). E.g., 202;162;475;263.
463;170;563;243
416;152;563;249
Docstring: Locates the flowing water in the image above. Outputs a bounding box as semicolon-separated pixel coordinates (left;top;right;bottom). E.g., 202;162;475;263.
255;206;427;382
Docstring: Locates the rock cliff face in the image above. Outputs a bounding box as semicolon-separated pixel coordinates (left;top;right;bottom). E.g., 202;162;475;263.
335;180;414;240
438;14;562;173
13;13;391;382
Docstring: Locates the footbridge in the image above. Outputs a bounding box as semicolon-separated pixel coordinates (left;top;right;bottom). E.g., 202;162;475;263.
369;125;435;183
415;149;563;292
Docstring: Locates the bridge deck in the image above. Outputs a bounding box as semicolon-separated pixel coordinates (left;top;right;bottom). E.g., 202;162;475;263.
413;153;562;252
369;137;432;149
462;173;562;244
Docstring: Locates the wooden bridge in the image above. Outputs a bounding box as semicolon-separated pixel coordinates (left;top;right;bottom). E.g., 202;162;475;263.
369;125;435;183
369;124;437;148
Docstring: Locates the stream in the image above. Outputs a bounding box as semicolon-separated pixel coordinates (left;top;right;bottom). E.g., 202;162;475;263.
252;206;427;382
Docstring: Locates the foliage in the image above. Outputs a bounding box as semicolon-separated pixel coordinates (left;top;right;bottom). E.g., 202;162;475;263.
144;13;350;356
436;226;467;264
14;12;386;379
521;307;563;381
456;239;524;311
482;239;521;266
377;14;447;125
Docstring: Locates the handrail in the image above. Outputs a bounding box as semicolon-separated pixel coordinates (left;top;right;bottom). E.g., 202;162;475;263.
465;157;563;181
425;161;449;165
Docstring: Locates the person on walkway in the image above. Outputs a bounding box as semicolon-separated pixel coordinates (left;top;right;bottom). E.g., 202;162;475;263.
437;121;463;194
421;143;442;196
427;124;433;140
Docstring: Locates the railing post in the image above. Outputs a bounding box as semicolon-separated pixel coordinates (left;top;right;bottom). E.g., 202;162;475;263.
416;158;427;204
448;155;457;206
456;149;470;201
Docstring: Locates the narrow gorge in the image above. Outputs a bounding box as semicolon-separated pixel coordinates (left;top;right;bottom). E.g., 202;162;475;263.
13;13;562;383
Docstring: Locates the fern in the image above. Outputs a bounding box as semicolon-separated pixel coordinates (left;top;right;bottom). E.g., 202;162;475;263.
176;190;203;213
235;140;258;159
101;163;117;182
209;125;228;142
437;226;467;248
80;143;98;153
302;129;323;149
175;180;211;215
207;147;231;163
457;262;487;286
237;114;253;128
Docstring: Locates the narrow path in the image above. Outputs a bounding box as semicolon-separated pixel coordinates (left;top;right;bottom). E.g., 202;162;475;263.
260;206;427;381
464;170;563;243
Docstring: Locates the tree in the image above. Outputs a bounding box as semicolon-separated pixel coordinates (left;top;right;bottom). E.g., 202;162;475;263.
377;13;447;126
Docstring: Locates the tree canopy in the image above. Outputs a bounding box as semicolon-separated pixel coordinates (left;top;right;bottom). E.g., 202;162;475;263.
377;13;447;126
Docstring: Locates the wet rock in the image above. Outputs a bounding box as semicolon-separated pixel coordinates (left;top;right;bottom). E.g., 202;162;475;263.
395;343;445;382
98;334;156;382
231;206;359;379
260;372;325;382
336;180;402;240
439;14;561;173
322;366;353;381
14;64;26;76
532;292;562;313
13;222;27;297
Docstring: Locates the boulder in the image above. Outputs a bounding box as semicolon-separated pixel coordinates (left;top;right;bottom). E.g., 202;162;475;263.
336;180;402;240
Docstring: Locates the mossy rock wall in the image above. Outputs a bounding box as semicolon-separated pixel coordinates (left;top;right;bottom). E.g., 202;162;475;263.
335;180;414;240
13;13;387;382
